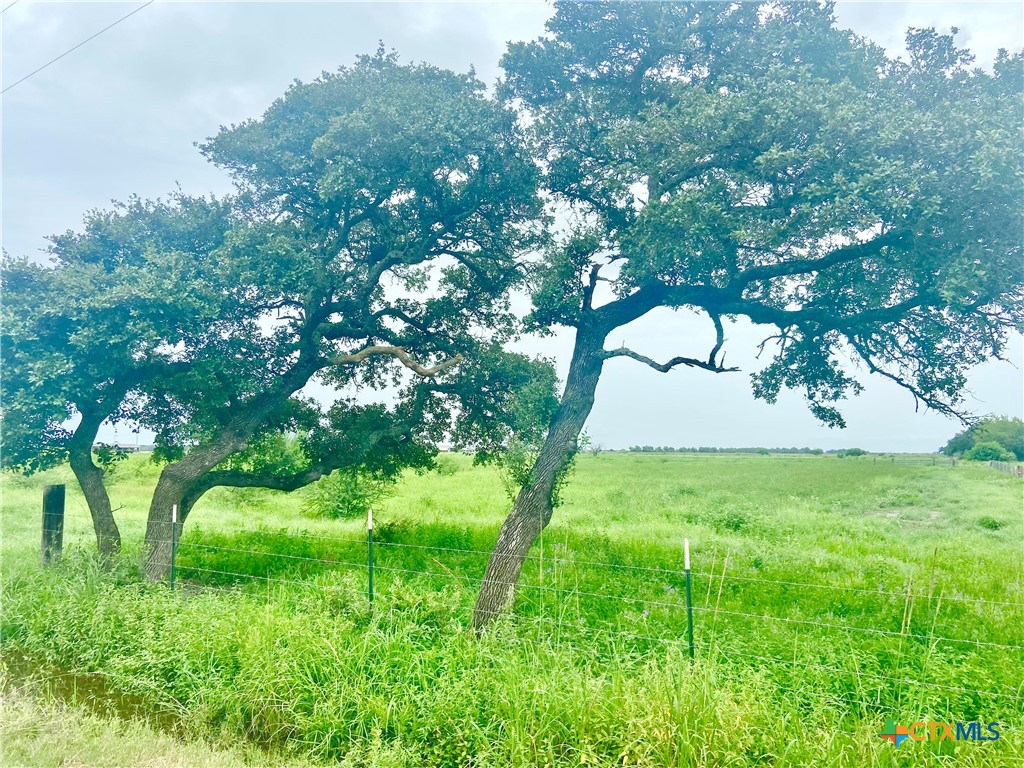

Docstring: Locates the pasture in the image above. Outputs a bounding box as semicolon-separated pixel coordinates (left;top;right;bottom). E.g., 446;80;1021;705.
1;452;1022;767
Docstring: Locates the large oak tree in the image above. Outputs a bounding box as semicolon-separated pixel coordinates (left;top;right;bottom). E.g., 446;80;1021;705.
473;1;1023;626
136;52;549;580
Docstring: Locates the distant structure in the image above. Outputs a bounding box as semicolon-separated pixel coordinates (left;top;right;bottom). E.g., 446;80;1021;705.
106;441;155;453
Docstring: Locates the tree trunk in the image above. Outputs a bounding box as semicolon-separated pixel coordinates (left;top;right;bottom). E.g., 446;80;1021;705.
65;410;123;561
142;439;243;581
67;450;122;559
141;460;329;581
472;324;607;629
143;471;190;581
140;378;317;580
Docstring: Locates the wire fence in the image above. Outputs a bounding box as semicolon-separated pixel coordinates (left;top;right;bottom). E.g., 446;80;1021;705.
873;456;956;466
987;460;1024;478
39;496;1024;710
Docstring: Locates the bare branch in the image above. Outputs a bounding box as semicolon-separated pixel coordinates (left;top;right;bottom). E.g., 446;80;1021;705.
708;312;727;365
329;344;463;378
755;328;794;359
601;346;739;374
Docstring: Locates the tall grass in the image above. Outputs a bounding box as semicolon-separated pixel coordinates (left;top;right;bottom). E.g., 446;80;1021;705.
2;453;1022;766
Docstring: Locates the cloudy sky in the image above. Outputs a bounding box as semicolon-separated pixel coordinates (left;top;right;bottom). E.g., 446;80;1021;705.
3;1;1022;452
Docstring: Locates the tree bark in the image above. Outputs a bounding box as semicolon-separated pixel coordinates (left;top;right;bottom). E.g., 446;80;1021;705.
142;429;255;581
142;444;242;581
65;411;122;560
67;449;122;559
143;472;189;582
141;465;237;582
472;324;607;629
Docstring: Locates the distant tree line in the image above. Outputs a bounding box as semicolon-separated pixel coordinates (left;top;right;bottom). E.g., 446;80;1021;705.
625;446;888;458
629;446;827;455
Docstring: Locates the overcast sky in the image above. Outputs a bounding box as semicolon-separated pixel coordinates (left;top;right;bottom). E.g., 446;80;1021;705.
3;1;1022;452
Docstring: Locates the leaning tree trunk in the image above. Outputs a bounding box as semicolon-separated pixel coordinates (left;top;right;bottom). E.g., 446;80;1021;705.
141;376;317;580
143;460;328;581
472;325;607;630
67;449;122;560
143;471;192;582
142;440;241;581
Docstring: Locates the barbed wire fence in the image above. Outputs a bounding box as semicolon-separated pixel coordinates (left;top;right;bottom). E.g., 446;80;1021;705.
34;491;1024;715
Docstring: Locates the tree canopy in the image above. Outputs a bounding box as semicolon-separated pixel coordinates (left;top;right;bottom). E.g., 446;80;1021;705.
506;1;1021;423
1;193;238;555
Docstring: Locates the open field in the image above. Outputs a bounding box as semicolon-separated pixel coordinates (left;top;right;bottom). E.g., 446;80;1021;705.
2;453;1022;767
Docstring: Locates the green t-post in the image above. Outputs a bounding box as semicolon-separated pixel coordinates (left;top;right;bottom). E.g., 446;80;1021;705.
367;508;374;606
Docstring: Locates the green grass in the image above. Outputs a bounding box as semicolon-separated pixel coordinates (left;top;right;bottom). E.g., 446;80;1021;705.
2;453;1022;766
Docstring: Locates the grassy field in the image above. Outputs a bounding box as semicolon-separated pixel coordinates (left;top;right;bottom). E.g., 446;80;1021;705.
1;452;1022;767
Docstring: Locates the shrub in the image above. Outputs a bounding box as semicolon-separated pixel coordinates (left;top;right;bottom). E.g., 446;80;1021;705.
978;515;1005;531
302;468;396;519
433;455;459;476
836;448;867;458
963;441;1015;462
942;416;1024;460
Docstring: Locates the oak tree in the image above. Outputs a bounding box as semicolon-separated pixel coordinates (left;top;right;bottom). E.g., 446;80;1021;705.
1;194;235;557
473;1;1024;626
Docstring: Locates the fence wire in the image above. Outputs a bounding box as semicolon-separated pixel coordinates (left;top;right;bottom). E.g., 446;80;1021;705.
49;503;1024;707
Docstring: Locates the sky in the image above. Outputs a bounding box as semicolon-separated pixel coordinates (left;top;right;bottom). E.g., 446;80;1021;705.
2;0;1022;452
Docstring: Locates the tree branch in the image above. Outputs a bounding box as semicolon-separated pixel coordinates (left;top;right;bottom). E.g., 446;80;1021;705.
601;346;739;374
720;291;939;333
372;307;433;336
730;229;911;290
193;466;328;495
582;263;602;310
329;344;463;377
846;336;969;423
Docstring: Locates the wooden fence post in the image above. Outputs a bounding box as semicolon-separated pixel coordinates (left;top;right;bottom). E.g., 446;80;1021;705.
41;484;65;566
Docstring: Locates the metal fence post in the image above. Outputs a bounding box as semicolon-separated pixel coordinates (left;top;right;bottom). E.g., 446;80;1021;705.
41;484;65;567
367;508;374;606
684;538;695;659
169;504;178;591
